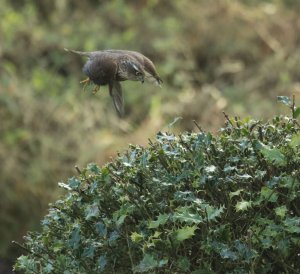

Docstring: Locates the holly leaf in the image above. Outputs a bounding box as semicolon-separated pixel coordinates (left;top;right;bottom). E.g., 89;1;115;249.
202;204;224;221
68;225;81;250
97;255;107;271
95;222;107;237
260;186;278;203
131;232;143;243
148;214;169;229
294;107;300;118
134;254;158;272
289;134;300;149
175;226;197;242
229;189;243;199
235;200;252;212
260;146;286;166
173;207;202;224
277;96;291;106
85;204;100;220
275;205;287;218
68;177;81;189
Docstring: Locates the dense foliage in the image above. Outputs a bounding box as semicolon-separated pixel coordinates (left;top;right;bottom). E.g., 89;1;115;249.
15;98;300;273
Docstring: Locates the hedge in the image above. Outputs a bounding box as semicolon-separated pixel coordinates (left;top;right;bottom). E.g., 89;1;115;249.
14;97;300;273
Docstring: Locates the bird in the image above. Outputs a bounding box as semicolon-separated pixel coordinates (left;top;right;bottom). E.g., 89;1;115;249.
64;48;163;117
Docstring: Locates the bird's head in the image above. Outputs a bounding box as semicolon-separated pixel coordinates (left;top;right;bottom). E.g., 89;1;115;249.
119;57;162;86
123;61;145;83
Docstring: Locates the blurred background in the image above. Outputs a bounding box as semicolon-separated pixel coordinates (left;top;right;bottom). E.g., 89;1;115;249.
1;0;300;272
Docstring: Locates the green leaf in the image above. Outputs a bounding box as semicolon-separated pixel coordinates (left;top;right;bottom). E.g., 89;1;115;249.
275;205;287;218
108;231;119;245
173;207;202;224
95;222;107;237
235;200;252;212
219;249;238;260
44;263;54;273
97;255;107;271
87;163;101;174
175;225;197;242
279;176;296;189
152;231;161;238
68;177;81;189
83;246;95;258
204;205;225;221
134;254;158;272
289;134;300;148
68;225;81;250
234;240;257;261
283;217;300;233
277;96;291;106
177;256;190;271
116;214;127;227
148;214;169;229
260;186;278;203
85;203;100;220
260;146;287;166
294;107;300;118
158;259;168;267
237;174;252;180
131;232;143;243
229;189;243;199
57;182;72;190
53;241;64;253
14;255;36;271
205;165;217;173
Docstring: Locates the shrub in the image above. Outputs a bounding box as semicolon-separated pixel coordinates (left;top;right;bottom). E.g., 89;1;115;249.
14;97;300;273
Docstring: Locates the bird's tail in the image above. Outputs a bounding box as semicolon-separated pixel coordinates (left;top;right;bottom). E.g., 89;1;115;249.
64;48;91;57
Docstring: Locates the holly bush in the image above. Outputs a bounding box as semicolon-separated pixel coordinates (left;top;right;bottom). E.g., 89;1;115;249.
14;97;300;273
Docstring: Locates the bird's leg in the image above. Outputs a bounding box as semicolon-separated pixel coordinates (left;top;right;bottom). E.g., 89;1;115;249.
80;78;90;92
92;85;100;94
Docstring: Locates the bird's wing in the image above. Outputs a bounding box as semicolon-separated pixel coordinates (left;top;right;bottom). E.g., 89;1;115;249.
64;48;92;57
109;81;124;117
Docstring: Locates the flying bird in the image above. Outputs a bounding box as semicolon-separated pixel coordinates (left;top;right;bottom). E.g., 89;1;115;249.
64;48;162;117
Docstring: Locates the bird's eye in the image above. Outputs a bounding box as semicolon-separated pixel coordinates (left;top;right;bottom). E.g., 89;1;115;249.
135;71;142;76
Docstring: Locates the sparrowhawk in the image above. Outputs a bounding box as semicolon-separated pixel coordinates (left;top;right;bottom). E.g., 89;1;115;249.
65;48;162;117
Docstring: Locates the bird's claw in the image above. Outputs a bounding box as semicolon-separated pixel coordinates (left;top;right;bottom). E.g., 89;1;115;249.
80;78;90;92
92;85;100;94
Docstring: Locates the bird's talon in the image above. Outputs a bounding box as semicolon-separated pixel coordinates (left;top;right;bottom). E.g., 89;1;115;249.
92;85;100;94
80;78;90;84
80;78;91;92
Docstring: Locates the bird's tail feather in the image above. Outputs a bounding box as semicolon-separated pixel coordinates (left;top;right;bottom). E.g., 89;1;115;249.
64;48;91;57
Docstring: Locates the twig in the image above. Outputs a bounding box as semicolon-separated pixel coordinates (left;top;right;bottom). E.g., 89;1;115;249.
75;165;82;175
234;116;240;128
125;227;135;271
258;126;263;141
12;241;31;254
204;207;210;231
222;111;234;127
291;94;300;127
292;94;295;118
193;120;203;132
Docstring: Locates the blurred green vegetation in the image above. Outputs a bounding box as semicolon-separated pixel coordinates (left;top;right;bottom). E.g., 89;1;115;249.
1;0;300;266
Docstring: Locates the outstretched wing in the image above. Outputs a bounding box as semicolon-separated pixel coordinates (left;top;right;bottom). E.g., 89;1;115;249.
109;81;124;117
